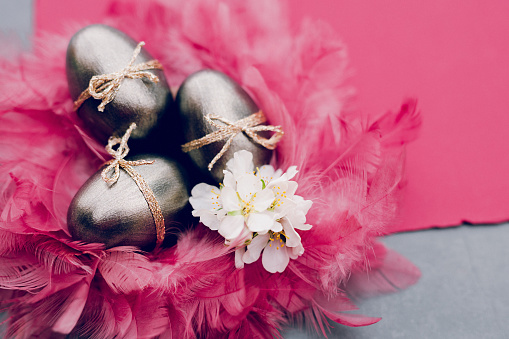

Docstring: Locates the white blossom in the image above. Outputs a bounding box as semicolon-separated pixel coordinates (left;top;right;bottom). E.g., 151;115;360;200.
189;150;312;273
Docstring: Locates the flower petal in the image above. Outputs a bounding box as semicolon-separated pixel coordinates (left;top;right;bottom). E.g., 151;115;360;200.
281;218;302;248
262;240;290;273
253;188;275;212
221;186;240;212
271;221;283;233
269;166;298;186
216;208;227;221
193;210;220;230
286;181;299;196
285;196;313;229
284;166;298;181
235;247;246;269
218;215;245;240
257;165;275;177
189;183;221;210
296;223;312;231
293;195;313;215
288;243;305;259
236;173;262;202
190;183;218;198
246;211;274;234
273;198;297;219
269;181;298;204
284;210;306;228
223;170;236;189
237;227;253;244
257;165;280;185
243;233;270;264
226;150;254;177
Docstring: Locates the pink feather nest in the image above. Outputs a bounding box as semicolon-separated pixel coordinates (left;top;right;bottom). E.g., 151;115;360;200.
0;0;421;337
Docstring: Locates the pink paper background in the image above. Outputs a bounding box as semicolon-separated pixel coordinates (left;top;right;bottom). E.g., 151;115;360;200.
35;0;509;232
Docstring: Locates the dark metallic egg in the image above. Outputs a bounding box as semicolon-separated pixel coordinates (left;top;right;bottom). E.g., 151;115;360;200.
67;155;189;250
66;24;172;143
176;69;272;183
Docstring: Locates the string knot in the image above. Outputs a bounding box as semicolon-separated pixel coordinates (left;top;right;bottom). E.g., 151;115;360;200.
101;123;154;184
73;41;163;112
181;110;284;171
100;122;165;248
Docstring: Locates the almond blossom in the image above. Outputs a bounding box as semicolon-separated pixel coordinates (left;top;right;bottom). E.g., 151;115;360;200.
189;150;312;273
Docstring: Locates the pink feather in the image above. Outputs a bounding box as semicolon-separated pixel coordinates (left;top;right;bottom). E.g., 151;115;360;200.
52;278;91;334
0;256;50;292
98;247;153;294
0;0;421;337
29;237;97;275
132;290;173;338
72;286;123;339
347;242;421;299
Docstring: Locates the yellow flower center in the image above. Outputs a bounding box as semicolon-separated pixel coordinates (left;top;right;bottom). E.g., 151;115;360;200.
210;188;221;210
270;186;287;209
268;231;288;250
239;192;256;216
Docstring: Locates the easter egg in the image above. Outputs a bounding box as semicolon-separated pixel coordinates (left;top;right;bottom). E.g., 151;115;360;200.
176;70;273;183
66;24;172;143
67;155;189;250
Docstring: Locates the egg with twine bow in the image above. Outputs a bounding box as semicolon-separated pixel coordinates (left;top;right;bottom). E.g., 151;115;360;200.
67;124;190;250
66;24;172;143
178;70;284;183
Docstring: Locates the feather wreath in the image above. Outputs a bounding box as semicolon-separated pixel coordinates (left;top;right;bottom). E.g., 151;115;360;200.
0;0;421;337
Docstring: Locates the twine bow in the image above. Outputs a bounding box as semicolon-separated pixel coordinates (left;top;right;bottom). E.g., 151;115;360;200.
102;123;166;248
73;41;163;112
181;110;284;171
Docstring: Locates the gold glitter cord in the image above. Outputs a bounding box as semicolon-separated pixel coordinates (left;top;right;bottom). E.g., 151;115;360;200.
181;110;284;171
73;41;163;112
101;123;166;248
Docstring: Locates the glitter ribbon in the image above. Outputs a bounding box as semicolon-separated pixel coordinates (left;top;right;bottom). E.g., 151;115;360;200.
181;111;284;171
102;123;166;248
73;41;163;112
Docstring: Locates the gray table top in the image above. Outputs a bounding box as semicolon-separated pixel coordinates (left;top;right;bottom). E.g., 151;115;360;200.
284;223;509;338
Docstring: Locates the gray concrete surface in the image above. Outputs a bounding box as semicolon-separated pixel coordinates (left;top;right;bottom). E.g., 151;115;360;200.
284;223;509;338
0;0;32;49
